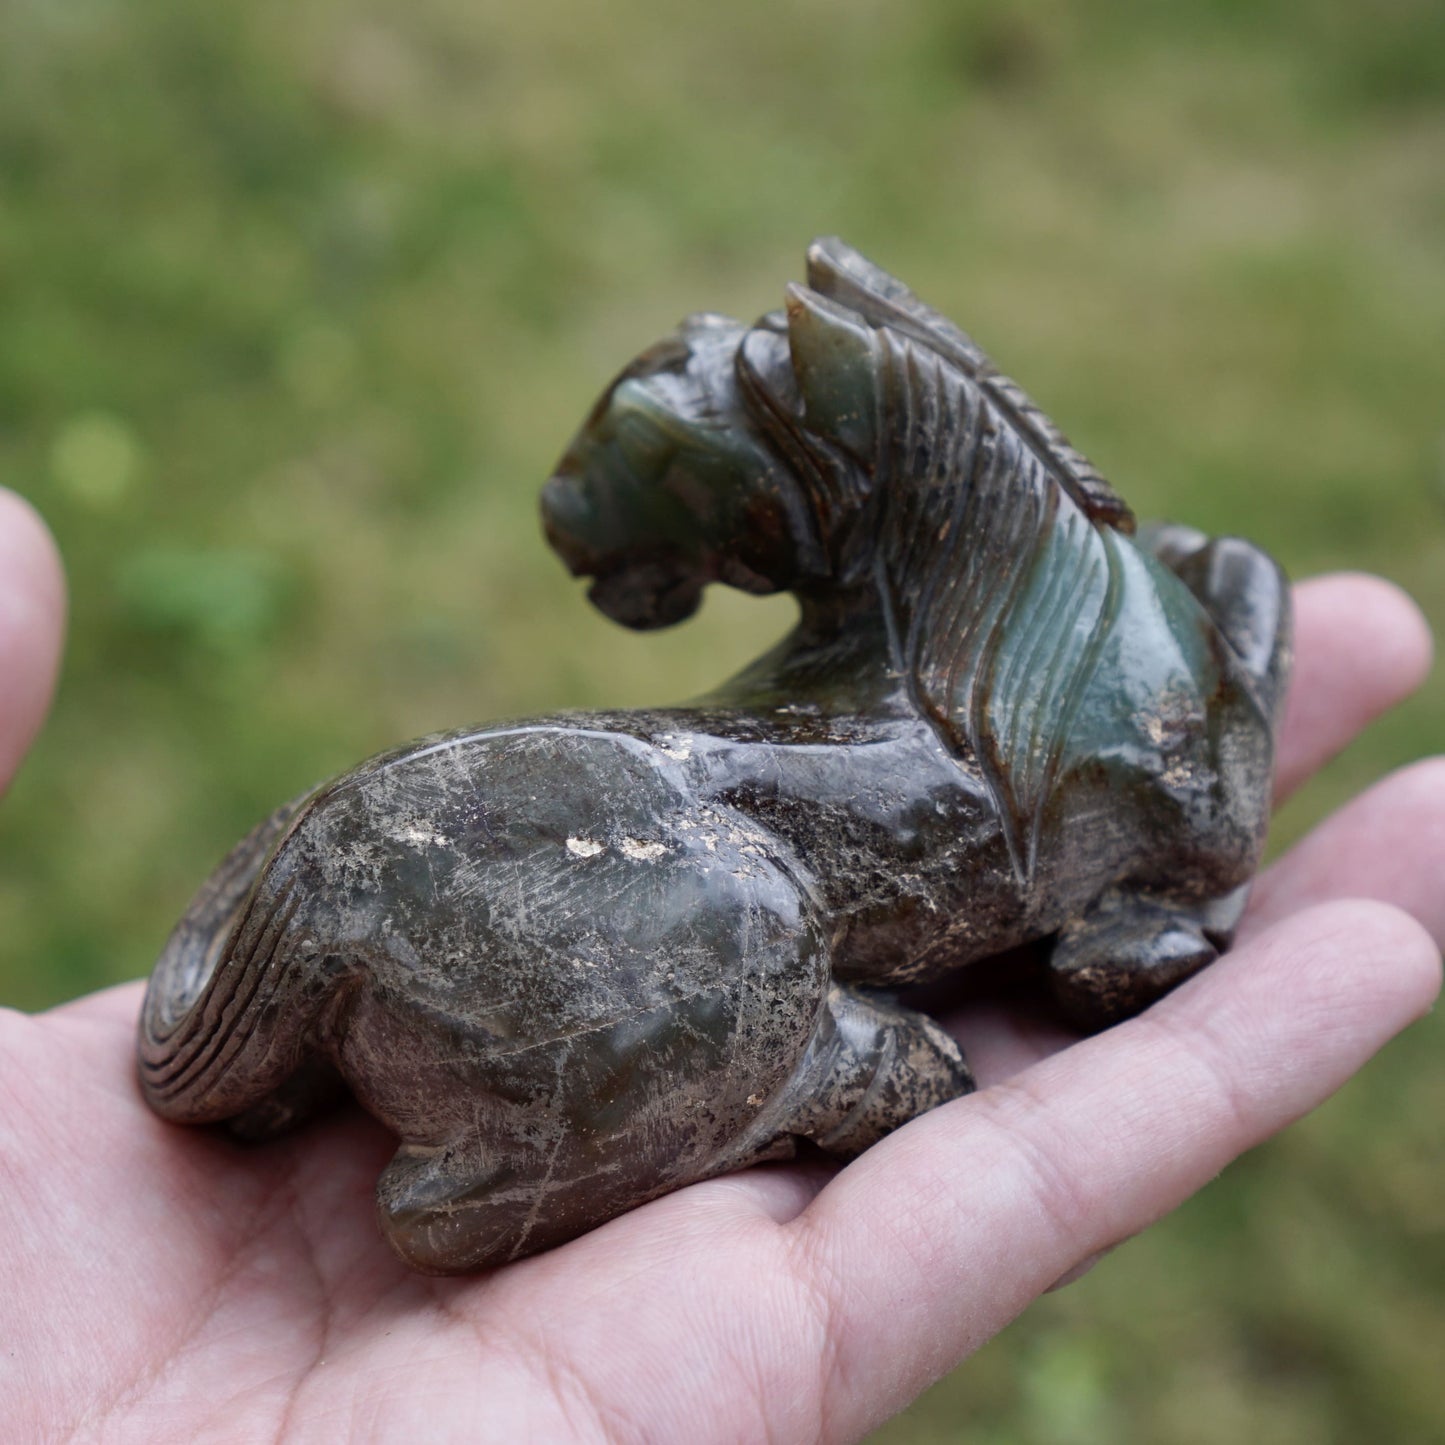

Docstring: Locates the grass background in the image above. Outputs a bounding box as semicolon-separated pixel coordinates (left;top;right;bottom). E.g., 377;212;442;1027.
2;0;1442;1438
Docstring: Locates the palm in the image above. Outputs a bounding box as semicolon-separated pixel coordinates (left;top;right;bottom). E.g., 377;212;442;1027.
2;493;1441;1443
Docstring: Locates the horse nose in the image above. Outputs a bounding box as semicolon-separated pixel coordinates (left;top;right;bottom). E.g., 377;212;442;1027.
540;472;596;576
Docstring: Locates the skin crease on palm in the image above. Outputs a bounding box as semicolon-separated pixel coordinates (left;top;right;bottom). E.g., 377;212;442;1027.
0;488;1442;1445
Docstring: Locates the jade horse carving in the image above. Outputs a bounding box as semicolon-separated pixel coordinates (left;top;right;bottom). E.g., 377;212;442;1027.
139;240;1290;1273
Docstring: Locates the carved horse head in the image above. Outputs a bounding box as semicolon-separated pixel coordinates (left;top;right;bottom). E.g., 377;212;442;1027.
540;239;1135;635
539;310;824;630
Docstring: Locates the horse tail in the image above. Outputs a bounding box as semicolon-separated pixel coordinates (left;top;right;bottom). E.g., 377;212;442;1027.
138;795;331;1129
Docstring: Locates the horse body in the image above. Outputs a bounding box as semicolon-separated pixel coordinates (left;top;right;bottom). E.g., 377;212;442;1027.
140;240;1289;1272
142;710;984;1268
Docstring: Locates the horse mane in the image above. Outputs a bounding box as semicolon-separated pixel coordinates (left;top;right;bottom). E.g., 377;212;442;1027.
874;327;1123;882
804;237;1136;536
737;244;1130;882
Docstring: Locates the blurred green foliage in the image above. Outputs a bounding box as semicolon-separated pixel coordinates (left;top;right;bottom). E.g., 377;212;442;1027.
1;0;1441;1438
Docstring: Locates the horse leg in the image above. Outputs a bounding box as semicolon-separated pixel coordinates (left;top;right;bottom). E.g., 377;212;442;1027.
225;1053;349;1141
771;983;975;1158
376;1130;795;1275
376;985;973;1272
1053;527;1294;1031
376;1143;543;1274
1139;521;1292;720
1046;886;1249;1031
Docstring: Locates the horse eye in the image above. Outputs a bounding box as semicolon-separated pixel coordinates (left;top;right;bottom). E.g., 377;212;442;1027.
613;405;675;472
625;335;692;380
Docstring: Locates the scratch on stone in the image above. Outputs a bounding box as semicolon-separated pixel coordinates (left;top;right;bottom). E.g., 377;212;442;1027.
509;1051;571;1259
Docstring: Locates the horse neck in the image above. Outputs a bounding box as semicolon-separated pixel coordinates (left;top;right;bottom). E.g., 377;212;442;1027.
725;343;1037;720
716;580;913;717
859;350;1122;880
726;333;1085;734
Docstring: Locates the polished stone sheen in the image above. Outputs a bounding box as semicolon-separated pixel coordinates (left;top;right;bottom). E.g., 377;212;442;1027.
139;239;1290;1273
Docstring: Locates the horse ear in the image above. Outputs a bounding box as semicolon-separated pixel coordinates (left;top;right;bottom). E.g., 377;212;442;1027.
807;236;994;371
806;237;914;311
784;282;880;463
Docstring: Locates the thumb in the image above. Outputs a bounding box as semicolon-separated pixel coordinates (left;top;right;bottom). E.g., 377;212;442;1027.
0;489;66;793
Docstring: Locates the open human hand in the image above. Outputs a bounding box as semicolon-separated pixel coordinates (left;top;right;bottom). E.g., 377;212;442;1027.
2;488;1440;1443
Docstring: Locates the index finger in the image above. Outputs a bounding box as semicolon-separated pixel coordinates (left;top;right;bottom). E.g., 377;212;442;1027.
1274;572;1432;802
786;899;1441;1440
